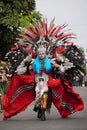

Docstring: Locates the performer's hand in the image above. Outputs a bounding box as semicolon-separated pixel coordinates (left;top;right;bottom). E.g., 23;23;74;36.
29;65;32;70
53;63;59;68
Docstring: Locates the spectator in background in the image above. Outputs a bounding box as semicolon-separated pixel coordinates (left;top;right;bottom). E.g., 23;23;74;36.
0;69;9;94
0;67;10;112
82;75;87;87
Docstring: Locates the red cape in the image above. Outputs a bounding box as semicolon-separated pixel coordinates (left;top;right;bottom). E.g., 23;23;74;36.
2;71;84;118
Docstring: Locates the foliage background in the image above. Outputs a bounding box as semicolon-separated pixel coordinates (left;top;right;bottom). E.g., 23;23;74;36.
0;0;42;59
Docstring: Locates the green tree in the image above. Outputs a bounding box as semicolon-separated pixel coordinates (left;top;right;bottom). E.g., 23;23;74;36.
0;0;42;59
19;11;42;27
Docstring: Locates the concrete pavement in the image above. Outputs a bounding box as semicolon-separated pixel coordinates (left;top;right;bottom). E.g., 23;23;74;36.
0;87;87;130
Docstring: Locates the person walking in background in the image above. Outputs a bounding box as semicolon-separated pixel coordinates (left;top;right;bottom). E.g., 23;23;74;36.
0;63;11;112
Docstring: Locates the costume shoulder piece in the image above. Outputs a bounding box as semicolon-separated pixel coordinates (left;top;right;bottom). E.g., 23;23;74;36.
5;18;85;81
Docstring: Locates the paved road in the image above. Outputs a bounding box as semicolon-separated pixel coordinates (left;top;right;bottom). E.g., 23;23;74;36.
0;87;87;130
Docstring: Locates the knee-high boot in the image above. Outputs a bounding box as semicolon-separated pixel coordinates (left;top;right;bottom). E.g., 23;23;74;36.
41;92;48;121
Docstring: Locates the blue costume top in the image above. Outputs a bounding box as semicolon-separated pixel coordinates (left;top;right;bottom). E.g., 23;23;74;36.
32;55;52;74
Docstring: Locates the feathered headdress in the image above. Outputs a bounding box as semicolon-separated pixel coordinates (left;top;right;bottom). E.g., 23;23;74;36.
5;18;85;82
17;18;76;57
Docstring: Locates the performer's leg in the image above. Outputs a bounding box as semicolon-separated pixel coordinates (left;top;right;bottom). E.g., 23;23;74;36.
41;92;48;121
33;92;41;112
41;92;48;110
37;108;42;118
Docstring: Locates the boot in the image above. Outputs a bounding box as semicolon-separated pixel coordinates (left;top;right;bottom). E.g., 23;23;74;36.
33;100;41;112
41;110;46;121
42;92;48;110
33;106;38;112
37;108;42;118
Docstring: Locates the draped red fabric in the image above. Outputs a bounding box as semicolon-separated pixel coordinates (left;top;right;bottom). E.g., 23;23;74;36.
3;89;34;118
2;71;84;119
2;71;35;118
47;77;84;118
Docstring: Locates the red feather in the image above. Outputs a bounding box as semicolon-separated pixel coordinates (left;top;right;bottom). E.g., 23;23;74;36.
51;26;62;37
34;23;43;36
53;47;65;57
25;27;36;38
42;20;46;35
47;24;55;36
11;44;19;51
58;34;72;39
20;33;32;41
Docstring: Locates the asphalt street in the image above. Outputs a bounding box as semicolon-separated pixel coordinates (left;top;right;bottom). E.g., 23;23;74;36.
0;87;87;130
